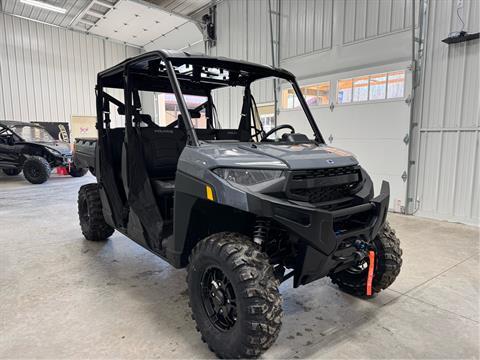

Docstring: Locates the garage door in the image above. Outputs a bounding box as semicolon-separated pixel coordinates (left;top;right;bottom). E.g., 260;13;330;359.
279;63;411;212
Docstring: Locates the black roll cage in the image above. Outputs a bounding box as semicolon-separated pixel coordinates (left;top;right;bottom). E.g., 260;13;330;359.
95;50;324;145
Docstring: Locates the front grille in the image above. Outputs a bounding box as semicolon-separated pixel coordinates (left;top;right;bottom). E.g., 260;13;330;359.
286;166;362;208
291;165;358;180
290;184;356;203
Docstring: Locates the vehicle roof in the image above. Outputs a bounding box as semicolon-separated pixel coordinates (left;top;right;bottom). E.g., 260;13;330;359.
97;50;296;93
0;120;44;128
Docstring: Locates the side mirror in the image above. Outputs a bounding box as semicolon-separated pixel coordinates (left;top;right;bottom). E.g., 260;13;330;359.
7;136;15;146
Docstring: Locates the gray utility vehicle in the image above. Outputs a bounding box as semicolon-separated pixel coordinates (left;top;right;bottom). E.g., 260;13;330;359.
75;50;402;358
0;120;86;184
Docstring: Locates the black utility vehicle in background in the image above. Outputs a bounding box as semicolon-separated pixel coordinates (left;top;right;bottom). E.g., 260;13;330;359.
75;50;402;358
0;121;86;184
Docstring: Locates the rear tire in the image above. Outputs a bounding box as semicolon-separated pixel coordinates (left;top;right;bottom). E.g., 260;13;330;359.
68;165;88;177
187;232;282;359
23;156;51;184
2;168;22;176
330;221;402;296
78;183;114;241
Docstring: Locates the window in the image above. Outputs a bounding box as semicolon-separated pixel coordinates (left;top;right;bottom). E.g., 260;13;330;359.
281;82;330;109
337;70;405;104
387;71;405;99
352;76;369;102
369;73;387;100
337;79;353;104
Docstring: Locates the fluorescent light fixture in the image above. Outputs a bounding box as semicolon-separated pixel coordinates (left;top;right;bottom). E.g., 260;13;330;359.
20;0;67;14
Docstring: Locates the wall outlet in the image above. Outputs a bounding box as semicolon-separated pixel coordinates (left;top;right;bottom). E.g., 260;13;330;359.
457;0;464;8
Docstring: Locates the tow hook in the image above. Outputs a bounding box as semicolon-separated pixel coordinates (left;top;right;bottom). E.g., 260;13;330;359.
353;240;375;296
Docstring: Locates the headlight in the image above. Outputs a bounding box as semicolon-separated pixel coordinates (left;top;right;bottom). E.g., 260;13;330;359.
213;168;283;186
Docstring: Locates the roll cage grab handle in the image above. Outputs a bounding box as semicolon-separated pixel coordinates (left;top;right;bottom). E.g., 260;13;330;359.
96;53;324;145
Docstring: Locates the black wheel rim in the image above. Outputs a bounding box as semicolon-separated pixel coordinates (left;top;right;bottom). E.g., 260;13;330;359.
29;166;39;179
201;266;237;331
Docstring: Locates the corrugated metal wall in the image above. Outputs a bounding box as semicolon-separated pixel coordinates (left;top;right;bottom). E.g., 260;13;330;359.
342;0;415;44
280;0;333;60
0;12;140;127
411;0;479;225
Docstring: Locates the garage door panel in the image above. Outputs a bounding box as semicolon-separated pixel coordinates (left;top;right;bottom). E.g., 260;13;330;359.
315;102;410;140
332;139;408;178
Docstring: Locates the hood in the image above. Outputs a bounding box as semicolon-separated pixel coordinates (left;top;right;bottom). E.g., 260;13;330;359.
37;141;72;156
197;142;358;170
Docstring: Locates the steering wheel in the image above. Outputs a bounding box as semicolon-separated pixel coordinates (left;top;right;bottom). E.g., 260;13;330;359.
261;124;295;141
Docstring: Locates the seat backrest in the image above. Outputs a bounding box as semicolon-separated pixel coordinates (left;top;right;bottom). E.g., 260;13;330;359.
140;127;186;180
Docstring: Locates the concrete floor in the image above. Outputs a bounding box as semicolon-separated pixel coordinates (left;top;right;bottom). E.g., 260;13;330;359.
0;173;479;359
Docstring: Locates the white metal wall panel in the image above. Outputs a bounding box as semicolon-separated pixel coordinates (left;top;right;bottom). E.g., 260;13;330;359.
0;12;140;127
343;0;414;44
412;0;479;225
280;0;333;60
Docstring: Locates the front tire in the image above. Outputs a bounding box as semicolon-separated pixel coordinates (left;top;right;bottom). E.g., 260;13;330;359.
330;222;402;296
187;232;282;359
78;183;114;241
23;156;51;184
2;168;22;176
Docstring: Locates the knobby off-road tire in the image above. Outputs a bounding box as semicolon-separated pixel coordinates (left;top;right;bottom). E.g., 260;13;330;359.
2;168;22;176
68;165;88;177
330;221;402;296
78;183;114;241
23;156;51;184
187;232;282;359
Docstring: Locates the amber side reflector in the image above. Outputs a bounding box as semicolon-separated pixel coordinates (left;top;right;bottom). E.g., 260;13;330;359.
206;185;214;201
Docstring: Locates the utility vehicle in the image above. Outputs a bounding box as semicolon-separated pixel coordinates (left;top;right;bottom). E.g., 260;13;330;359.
0;121;86;184
76;50;402;358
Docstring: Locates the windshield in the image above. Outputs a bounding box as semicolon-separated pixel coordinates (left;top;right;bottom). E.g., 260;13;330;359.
210;77;318;141
11;125;55;142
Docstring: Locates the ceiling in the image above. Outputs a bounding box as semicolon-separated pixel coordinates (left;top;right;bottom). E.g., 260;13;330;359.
1;0;208;48
87;0;200;47
0;0;102;28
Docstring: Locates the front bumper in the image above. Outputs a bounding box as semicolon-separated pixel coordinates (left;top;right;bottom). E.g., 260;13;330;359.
246;181;390;287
